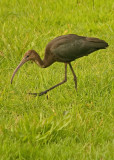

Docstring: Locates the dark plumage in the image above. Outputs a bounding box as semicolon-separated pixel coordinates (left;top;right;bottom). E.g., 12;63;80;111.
11;34;108;96
44;34;108;64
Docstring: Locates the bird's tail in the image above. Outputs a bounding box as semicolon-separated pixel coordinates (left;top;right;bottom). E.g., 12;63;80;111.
86;37;109;49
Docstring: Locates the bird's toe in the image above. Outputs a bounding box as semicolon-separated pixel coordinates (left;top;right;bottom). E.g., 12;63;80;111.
39;91;47;96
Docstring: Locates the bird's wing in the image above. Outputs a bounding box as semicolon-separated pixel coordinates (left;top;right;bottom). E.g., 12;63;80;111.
46;34;108;62
86;37;108;48
49;35;89;62
45;34;81;62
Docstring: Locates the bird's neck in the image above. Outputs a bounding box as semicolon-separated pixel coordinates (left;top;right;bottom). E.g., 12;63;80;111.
34;51;54;68
35;53;45;68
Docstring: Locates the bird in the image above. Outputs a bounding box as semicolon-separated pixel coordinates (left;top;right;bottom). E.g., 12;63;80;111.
11;34;108;96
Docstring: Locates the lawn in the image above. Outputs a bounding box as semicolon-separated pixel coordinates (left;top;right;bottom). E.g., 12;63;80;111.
0;0;113;159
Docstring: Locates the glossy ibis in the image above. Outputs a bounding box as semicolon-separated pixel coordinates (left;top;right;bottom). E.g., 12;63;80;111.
11;34;108;96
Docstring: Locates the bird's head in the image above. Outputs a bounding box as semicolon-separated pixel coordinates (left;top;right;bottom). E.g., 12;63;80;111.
23;50;38;61
11;50;38;84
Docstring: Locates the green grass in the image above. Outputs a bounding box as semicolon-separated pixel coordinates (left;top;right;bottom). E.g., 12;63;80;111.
0;0;114;159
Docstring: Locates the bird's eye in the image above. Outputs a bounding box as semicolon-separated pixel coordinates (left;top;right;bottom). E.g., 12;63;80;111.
26;55;29;58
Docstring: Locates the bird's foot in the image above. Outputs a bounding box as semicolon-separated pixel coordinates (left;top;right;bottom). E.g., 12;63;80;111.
28;91;48;96
39;91;47;96
28;93;38;96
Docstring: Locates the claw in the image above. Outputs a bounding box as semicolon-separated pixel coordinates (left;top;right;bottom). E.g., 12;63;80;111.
39;91;47;96
28;91;47;96
28;93;38;96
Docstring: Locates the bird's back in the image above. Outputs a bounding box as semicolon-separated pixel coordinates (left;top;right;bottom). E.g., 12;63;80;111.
45;34;108;63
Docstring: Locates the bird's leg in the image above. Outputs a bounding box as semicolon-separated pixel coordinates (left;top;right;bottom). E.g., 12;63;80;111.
38;63;67;96
69;63;77;91
28;63;67;96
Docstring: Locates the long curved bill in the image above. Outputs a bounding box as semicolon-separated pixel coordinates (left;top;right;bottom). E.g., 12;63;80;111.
11;58;27;84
